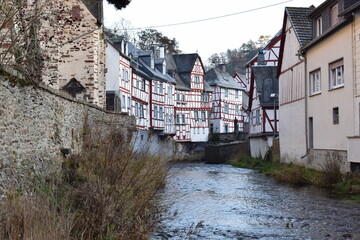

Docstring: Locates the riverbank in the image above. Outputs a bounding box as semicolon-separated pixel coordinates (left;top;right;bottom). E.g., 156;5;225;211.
0;132;168;240
230;154;360;203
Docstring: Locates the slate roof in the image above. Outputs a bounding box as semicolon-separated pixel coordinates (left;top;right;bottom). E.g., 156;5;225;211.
166;55;191;91
128;43;176;84
82;0;103;24
252;66;278;107
205;67;244;90
285;7;314;46
130;60;150;80
167;54;213;92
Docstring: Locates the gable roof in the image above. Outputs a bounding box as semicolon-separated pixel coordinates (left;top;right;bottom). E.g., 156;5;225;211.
167;53;212;92
285;7;314;47
205;67;244;90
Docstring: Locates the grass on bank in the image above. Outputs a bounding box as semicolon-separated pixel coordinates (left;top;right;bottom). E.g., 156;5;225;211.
0;131;169;240
230;153;360;203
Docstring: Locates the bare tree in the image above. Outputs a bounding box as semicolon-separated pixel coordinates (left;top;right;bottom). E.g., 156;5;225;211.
0;0;44;82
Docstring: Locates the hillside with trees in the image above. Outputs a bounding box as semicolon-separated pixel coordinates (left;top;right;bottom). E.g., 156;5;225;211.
207;35;271;75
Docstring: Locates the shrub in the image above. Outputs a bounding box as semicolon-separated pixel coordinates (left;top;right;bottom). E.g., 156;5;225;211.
0;130;169;239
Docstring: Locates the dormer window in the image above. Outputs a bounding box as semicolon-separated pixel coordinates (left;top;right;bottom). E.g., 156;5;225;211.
194;75;200;84
330;3;338;26
316;16;322;37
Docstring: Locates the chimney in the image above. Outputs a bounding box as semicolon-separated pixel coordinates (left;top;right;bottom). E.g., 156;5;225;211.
217;64;226;72
257;50;265;66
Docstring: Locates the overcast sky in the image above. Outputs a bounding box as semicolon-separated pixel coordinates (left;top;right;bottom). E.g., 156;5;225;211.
103;0;325;64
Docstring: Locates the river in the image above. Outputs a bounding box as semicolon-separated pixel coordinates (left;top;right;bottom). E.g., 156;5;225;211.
151;163;360;240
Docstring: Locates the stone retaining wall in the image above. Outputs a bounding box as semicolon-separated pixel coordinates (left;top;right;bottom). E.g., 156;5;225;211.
0;75;135;196
205;141;249;164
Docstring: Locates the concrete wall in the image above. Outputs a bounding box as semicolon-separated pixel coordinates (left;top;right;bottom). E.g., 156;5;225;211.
306;149;350;173
280;99;307;165
131;130;175;159
249;136;274;159
0;75;134;196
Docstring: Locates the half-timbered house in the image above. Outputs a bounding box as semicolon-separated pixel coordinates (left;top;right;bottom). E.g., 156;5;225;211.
245;32;281;158
277;6;314;166
167;54;213;142
106;39;133;114
205;65;247;133
129;44;176;135
131;60;151;130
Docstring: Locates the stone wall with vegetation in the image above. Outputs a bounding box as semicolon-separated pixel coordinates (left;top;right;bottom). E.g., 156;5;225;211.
0;74;135;196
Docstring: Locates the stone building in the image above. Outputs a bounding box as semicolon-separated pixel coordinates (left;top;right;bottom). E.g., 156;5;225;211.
0;0;107;107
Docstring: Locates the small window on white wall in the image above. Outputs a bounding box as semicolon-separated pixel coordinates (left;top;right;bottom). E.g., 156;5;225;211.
329;59;344;89
310;69;321;95
256;109;260;124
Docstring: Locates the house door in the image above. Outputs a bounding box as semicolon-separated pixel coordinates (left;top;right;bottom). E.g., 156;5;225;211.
309;117;313;149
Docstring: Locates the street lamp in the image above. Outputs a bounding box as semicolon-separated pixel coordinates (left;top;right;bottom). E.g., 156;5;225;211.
270;93;277;138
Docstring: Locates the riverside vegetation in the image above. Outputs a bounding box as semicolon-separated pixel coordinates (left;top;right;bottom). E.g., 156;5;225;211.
0;130;169;240
230;153;360;203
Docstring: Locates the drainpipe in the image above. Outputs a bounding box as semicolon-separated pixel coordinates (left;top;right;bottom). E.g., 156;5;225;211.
299;50;309;158
150;80;153;128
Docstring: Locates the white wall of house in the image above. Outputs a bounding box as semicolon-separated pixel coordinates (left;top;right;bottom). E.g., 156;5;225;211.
306;24;353;151
105;42;120;92
279;17;307;164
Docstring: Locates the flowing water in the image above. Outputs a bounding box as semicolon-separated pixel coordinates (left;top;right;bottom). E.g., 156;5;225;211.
151;163;360;240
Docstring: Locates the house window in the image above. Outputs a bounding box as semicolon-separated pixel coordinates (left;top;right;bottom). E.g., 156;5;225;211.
154;82;158;93
159;82;163;94
122;69;125;81
135;103;139;117
127;96;131;110
140;105;144;118
316;16;322;37
182;94;186;102
125;70;129;82
333;107;339;124
225;88;229;97
235;105;240;115
235;89;239;98
159;107;163;120
176;114;180;124
141;79;145;91
250;112;254;125
168;86;172;98
331;3;339;26
329;59;344;89
224;104;229;114
182;114;186;124
194;111;199;121
310;69;321;95
122;95;126;109
194;75;200;83
201;93;209;102
136;79;140;89
256;109;260;124
154;106;158;119
201;111;206;121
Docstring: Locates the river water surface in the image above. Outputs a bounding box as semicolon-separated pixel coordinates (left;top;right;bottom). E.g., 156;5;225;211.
151;163;360;240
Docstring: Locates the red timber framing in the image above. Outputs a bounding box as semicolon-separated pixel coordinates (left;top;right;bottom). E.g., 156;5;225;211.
131;71;150;130
174;57;212;142
119;55;132;113
150;79;166;131
246;32;281;137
